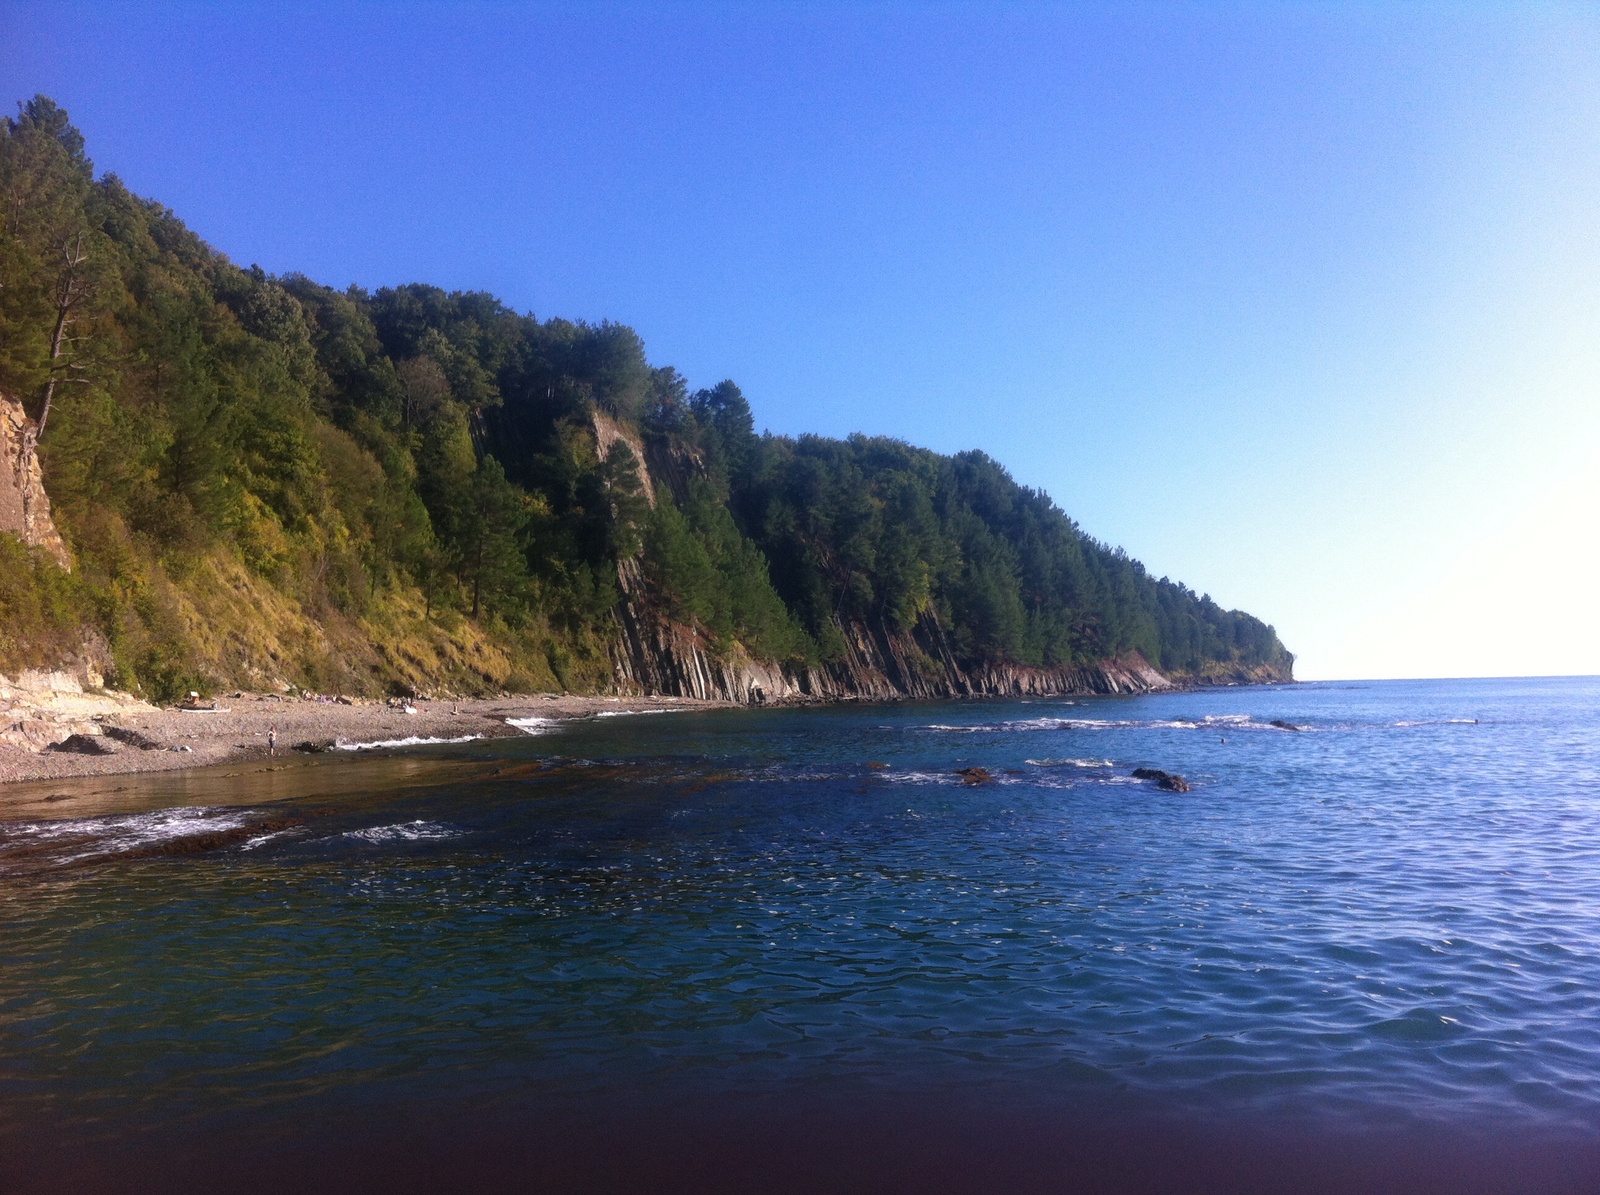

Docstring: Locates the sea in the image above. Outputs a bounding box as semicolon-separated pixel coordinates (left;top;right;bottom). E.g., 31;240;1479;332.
2;677;1599;1193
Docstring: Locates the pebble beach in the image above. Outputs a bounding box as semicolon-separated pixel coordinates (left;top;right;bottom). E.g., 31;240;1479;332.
0;687;731;786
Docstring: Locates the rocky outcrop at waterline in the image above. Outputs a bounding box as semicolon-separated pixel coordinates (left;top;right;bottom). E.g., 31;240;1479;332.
1132;767;1191;792
608;560;1276;704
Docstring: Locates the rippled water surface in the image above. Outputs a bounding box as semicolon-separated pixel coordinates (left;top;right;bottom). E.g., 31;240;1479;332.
4;678;1600;1190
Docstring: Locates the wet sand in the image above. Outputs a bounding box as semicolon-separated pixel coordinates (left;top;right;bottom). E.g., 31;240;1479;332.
0;691;732;787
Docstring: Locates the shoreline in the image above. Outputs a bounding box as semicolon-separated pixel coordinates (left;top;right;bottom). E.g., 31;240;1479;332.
0;677;1298;790
0;691;736;787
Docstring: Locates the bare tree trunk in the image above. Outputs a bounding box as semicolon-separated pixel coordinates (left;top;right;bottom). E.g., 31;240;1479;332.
35;232;90;440
35;295;72;439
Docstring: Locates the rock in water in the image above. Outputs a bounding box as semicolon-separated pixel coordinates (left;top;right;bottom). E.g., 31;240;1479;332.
1269;719;1303;731
955;766;994;785
293;739;335;754
46;733;116;755
1131;767;1190;792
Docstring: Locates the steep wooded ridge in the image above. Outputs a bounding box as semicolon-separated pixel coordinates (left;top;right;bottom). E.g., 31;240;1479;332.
0;98;1292;702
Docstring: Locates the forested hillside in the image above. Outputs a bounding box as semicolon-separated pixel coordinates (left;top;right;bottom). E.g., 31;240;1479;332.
0;97;1291;700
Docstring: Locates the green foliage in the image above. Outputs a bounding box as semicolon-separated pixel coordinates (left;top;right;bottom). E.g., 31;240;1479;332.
726;435;1290;675
0;97;1291;696
643;478;810;661
0;535;90;673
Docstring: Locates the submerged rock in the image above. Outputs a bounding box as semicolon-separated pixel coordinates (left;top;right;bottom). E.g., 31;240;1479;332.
1131;767;1190;792
1269;719;1303;731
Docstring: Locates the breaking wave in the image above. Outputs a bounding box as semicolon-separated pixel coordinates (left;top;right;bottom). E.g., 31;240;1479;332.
0;807;292;871
334;734;484;751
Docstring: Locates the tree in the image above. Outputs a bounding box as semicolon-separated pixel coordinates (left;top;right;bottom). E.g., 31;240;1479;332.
464;454;528;620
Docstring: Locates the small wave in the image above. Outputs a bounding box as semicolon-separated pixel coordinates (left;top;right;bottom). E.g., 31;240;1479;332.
506;716;557;734
343;820;460;843
917;718;1083;733
1393;719;1480;728
0;807;279;869
1025;758;1115;768
593;708;686;718
334;734;483;751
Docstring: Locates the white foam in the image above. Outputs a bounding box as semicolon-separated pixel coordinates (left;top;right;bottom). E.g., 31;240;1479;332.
333;734;483;751
3;807;258;865
506;716;557;734
343;820;459;843
1026;757;1115;768
593;708;686;718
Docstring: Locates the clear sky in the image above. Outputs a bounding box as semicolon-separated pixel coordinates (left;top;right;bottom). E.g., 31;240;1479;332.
4;1;1597;680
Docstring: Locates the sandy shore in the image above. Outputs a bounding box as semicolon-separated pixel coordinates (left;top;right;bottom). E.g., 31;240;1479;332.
0;691;734;785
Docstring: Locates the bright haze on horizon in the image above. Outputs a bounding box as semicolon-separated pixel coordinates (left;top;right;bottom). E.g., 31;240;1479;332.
4;1;1596;682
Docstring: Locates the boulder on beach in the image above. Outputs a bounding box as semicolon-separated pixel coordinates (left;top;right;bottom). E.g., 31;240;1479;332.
1131;767;1190;792
46;733;117;755
101;725;165;750
293;739;335;753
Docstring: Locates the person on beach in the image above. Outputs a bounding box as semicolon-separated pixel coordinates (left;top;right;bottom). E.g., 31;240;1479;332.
268;727;277;757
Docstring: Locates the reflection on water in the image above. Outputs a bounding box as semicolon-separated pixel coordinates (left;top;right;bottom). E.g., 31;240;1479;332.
3;678;1600;1192
0;751;506;822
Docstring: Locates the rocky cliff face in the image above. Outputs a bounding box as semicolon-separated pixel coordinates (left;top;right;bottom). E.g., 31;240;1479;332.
597;416;1286;704
0;392;71;570
608;562;1198;705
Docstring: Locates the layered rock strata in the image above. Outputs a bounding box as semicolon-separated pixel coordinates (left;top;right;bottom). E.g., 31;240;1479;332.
608;565;1222;705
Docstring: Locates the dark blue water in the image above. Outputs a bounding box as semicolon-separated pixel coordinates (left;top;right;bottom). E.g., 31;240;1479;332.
4;678;1600;1192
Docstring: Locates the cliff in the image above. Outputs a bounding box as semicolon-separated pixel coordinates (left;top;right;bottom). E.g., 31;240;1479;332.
608;558;1209;704
0;391;1286;705
0;393;71;571
605;414;1282;703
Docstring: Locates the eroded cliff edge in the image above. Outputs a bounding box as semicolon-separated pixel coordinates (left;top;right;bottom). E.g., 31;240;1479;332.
0;394;70;571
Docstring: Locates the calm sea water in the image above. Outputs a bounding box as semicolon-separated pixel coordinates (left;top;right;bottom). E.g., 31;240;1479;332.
3;677;1600;1192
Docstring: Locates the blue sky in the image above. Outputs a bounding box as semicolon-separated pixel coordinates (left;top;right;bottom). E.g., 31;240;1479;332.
4;1;1597;679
